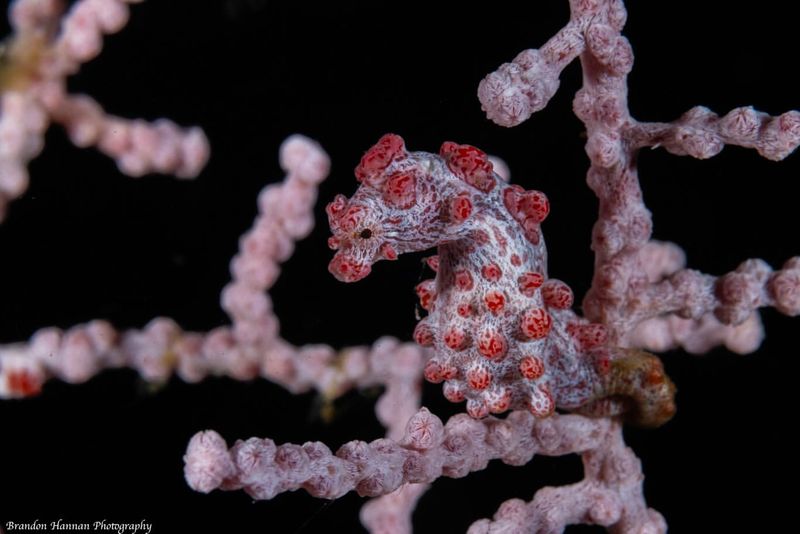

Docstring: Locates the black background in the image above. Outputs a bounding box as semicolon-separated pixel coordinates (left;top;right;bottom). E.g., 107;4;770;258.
1;1;799;532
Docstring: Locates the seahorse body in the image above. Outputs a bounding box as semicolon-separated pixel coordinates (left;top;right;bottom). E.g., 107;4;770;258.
327;134;675;426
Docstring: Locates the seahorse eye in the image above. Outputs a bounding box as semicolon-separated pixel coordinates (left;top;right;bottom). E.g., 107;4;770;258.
359;228;373;239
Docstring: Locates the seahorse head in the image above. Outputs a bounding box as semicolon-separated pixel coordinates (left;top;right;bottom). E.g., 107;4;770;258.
327;134;493;282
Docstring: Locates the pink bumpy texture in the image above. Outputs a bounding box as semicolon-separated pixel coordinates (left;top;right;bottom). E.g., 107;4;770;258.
0;0;209;221
328;134;675;426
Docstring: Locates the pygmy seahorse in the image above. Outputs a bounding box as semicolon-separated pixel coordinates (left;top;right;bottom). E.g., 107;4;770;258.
327;134;675;427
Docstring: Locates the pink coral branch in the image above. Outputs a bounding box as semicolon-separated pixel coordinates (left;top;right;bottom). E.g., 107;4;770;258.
478;0;799;355
360;483;429;534
0;130;429;534
477;0;628;129
637;258;800;326
603;241;782;353
625;242;798;353
629;313;764;356
184;409;660;532
0;0;208;220
0;127;431;529
477;17;586;128
467;421;664;534
0;135;362;398
626;105;800;162
0;136;428;406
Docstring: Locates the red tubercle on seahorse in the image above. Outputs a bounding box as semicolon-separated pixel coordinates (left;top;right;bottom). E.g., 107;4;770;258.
379;243;398;260
467;398;490;419
485;387;513;414
328;253;371;283
567;322;609;351
449;194;473;222
439;141;496;193
503;185;550;224
518;272;544;297
355;133;406;186
466;362;493;390
415;279;437;311
484;290;506;314
477;328;508;360
541;279;574;309
503;185;550;245
528;382;555;417
325;194;348;228
443;327;470;351
519;355;546;380
425;255;440;272
382;171;417;209
456;301;474;317
481;263;503;282
520;307;553;340
455;270;474;291
442;381;466;403
413;320;435;347
337;204;366;233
